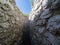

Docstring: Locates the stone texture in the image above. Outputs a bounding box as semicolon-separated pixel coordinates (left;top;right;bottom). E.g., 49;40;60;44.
0;0;26;45
29;0;60;45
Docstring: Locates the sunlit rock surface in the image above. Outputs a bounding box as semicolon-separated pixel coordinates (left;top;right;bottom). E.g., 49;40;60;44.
0;0;26;45
29;0;60;45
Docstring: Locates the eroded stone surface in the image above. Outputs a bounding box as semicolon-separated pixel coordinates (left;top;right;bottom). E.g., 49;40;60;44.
29;0;60;45
0;0;26;45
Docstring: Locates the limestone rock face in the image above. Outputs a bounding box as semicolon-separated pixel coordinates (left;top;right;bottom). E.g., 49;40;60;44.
29;0;60;45
0;0;26;45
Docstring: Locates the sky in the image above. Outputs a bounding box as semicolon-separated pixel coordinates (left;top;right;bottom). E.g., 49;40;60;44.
15;0;31;14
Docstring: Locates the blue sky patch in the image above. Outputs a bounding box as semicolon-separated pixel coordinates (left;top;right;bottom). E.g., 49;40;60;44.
15;0;31;14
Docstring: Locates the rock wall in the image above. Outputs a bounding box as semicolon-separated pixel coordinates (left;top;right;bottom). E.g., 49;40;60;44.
29;0;60;45
0;0;26;45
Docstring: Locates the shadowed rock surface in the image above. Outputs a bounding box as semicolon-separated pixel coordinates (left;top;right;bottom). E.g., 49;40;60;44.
29;0;60;45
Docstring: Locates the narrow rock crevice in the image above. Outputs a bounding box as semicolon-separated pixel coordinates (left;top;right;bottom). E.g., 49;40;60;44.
17;21;31;45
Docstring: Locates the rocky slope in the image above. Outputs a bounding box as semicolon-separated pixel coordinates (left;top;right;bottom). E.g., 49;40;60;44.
29;0;60;45
0;0;27;45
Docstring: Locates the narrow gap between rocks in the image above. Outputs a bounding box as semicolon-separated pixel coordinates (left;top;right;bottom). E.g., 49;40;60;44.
17;21;31;45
